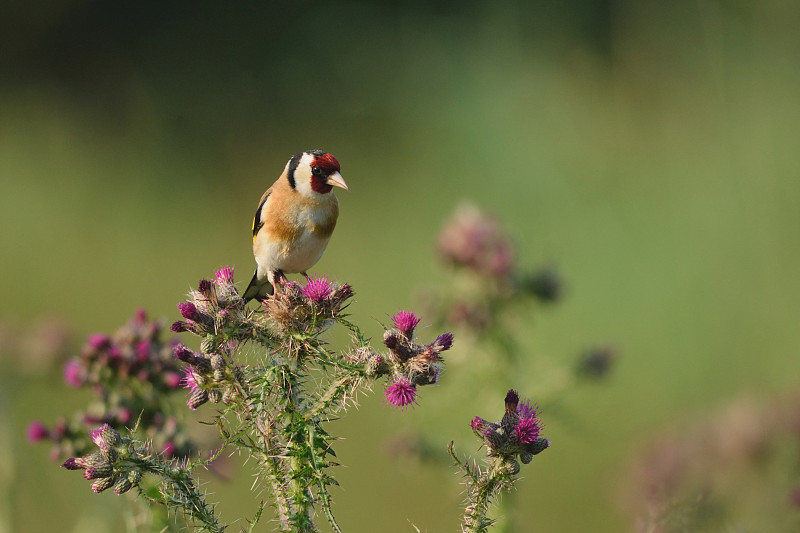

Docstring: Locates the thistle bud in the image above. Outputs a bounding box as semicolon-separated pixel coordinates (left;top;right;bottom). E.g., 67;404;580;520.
187;388;209;410
113;476;134;495
91;476;115;493
83;462;113;480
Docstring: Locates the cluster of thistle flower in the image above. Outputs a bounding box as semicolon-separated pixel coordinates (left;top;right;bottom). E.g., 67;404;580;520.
434;203;562;332
61;424;144;494
168;266;359;409
470;389;549;473
27;309;196;460
171;266;353;338
170;265;452;411
380;310;453;408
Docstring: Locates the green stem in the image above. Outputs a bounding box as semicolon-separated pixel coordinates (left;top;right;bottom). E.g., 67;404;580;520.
134;456;225;533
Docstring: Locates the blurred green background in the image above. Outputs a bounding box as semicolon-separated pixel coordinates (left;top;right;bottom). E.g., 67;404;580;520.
2;1;800;531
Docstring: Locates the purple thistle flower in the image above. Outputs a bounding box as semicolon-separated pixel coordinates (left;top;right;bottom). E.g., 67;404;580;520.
174;344;199;365
384;378;418;409
504;389;520;414
214;265;235;285
170;320;188;333
27;421;49;443
392;310;421;339
198;279;213;295
516;399;538;420
61;457;85;470
63;359;84;388
432;332;454;351
177;302;199;320
302;275;334;302
514;416;542;444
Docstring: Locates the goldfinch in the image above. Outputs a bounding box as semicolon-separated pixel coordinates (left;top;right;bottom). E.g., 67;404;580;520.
242;150;348;302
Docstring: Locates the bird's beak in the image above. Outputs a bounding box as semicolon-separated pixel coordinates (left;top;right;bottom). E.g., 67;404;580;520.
327;171;349;190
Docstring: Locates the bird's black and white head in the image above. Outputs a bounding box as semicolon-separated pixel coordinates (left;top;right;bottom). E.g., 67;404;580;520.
285;150;348;198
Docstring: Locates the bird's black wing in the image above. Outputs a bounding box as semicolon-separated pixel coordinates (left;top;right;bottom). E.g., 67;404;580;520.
252;190;271;238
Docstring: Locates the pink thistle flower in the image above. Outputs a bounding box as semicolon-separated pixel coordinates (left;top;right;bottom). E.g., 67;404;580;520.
181;368;201;392
86;333;110;350
163;371;182;389
90;424;120;450
63;359;84;388
135;339;151;362
134;308;147;324
514;415;542;444
302;275;334;302
107;345;121;361
27;421;49;443
391;310;421;339
470;416;494;437
116;408;132;425
214;265;235;285
384;378;418;409
162;440;177;458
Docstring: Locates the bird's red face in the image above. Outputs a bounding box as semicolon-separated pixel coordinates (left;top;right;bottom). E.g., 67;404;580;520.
309;152;347;194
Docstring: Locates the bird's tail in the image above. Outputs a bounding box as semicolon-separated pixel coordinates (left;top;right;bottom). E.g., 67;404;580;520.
242;269;263;302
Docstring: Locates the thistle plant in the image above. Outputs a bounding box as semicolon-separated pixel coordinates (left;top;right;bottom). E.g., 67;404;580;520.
450;390;549;533
31;207;570;532
51;266;461;532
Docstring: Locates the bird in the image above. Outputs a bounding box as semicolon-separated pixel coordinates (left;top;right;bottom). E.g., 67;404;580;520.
242;149;348;302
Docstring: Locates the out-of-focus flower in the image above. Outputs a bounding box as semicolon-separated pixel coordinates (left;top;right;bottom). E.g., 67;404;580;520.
63;359;85;388
627;393;800;530
27;421;49;443
31;309;199;462
437;204;515;280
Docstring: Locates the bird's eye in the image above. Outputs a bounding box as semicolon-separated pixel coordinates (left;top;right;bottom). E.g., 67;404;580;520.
311;166;324;177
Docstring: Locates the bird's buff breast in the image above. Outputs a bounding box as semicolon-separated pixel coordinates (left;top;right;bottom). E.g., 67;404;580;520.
253;201;337;274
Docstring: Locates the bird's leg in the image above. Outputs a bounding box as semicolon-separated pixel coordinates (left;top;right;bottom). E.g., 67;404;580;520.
301;271;310;282
271;270;288;293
